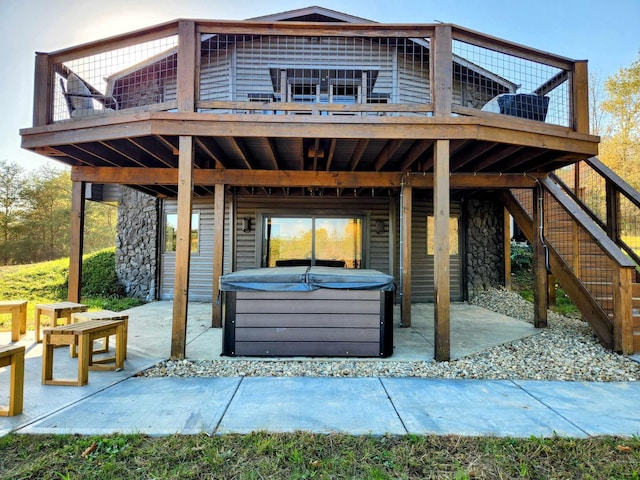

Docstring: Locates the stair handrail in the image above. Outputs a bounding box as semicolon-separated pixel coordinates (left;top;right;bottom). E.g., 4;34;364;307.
553;156;640;269
540;177;636;268
585;156;640;209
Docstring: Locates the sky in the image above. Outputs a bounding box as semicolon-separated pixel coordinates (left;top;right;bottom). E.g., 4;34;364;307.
0;0;638;171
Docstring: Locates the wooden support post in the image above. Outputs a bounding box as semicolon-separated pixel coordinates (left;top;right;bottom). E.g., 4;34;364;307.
606;180;620;244
504;208;511;290
432;25;453;118
177;21;196;113
572;60;589;134
400;179;412;327
613;265;634;354
68;181;85;303
532;187;548;328
212;183;225;328
33;53;52;126
433;139;450;361
548;275;556;307
171;136;194;360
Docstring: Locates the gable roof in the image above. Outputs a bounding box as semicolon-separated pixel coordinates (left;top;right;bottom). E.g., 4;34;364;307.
249;6;374;24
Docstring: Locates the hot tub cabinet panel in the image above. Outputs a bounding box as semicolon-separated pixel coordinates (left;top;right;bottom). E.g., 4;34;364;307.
223;289;394;357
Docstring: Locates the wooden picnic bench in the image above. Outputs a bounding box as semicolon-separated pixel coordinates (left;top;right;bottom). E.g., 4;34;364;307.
0;300;27;342
35;302;87;343
70;310;129;359
41;319;126;387
0;345;25;416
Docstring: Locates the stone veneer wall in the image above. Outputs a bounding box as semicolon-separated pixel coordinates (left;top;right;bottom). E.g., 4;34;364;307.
465;195;505;298
115;186;159;301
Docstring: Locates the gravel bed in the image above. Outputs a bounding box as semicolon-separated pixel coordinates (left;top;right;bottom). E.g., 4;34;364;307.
139;289;640;382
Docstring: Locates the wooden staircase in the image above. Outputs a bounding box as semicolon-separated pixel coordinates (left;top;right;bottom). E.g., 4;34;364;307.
503;174;637;354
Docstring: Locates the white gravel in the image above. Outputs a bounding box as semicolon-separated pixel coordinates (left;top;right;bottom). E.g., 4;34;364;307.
139;289;640;382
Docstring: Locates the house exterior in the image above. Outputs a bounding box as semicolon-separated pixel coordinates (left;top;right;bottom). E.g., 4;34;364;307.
23;7;636;360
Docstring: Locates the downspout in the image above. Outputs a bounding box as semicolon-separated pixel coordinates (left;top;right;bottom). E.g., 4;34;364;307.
399;175;404;305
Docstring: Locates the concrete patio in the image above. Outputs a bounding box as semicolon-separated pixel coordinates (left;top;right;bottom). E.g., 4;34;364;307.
2;301;639;438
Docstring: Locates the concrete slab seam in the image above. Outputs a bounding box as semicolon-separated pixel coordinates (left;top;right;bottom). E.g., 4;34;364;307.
508;380;590;438
377;377;409;435
13;358;159;436
211;376;245;436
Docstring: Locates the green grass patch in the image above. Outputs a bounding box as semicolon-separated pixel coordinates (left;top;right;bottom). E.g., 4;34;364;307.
0;432;638;479
0;248;144;332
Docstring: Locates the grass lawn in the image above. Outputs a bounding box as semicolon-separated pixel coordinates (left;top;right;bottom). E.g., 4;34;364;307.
0;249;144;333
1;432;639;479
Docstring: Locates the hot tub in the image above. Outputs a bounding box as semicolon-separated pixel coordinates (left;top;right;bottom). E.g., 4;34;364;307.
220;266;395;357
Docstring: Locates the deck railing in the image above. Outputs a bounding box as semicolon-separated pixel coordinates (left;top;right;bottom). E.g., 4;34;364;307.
32;20;587;131
553;157;640;271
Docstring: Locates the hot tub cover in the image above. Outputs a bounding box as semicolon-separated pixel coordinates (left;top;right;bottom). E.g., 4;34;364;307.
219;266;310;291
219;266;395;292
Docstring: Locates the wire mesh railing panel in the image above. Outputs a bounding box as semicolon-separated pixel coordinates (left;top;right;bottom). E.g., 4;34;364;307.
620;194;640;258
510;188;533;217
452;39;570;127
543;189;614;317
553;164;575;191
53;35;178;122
198;34;431;113
576;161;607;225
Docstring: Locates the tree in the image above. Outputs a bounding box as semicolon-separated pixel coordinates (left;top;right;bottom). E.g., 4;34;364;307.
599;51;640;187
0;160;26;264
19;167;72;263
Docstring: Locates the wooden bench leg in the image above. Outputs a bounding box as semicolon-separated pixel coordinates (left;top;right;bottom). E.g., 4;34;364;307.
20;303;26;335
35;308;43;343
77;333;91;386
41;334;54;384
11;309;21;342
0;348;24;416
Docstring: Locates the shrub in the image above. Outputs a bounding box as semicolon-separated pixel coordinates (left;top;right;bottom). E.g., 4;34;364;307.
79;248;125;298
510;242;532;273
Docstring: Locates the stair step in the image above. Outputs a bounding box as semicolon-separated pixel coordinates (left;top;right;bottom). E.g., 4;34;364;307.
634;283;640;298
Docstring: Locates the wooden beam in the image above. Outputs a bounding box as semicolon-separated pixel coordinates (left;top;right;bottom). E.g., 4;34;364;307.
349;139;369;171
433;25;453;118
374;139;403;171
400;179;412;327
68;181;85;303
171;136;194;360
229;137;253;170
532;187;548;328
177;21;196;113
472;144;524;172
70;166;542;189
324;138;337;171
195;137;227;168
398;139;432;171
212;183;225;328
128;137;178;168
265;137;280;170
450;141;496;171
433;139;451;361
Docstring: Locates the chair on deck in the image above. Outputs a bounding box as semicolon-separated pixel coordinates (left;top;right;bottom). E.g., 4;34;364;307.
60;73;118;119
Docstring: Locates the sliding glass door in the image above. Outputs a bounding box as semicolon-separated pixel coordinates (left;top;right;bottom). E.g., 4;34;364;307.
262;216;363;268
